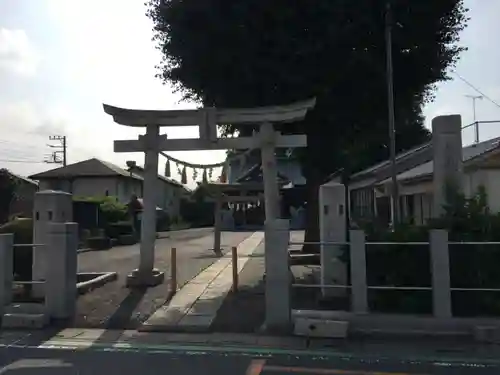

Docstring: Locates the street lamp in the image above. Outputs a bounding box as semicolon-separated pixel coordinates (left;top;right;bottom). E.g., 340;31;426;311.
385;1;399;227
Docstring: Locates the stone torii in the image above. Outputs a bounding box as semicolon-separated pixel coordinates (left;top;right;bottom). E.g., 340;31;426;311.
103;99;315;287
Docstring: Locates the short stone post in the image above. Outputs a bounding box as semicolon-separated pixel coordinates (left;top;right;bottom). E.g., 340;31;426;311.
0;234;14;309
430;229;452;318
45;222;78;320
265;218;291;333
350;230;368;314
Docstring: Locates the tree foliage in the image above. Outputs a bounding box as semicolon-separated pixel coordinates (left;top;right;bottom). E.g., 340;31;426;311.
146;0;469;246
0;169;19;224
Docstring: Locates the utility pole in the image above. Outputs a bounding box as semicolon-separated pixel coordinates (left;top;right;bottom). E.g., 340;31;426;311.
465;95;483;143
385;1;399;227
45;135;67;166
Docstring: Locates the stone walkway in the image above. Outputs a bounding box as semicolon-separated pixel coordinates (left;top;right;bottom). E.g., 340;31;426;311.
141;232;264;332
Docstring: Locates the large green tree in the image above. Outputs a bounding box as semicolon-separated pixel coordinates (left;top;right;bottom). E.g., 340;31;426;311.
147;0;468;250
0;169;18;224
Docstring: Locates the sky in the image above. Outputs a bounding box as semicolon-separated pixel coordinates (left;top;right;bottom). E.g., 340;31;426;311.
0;0;499;186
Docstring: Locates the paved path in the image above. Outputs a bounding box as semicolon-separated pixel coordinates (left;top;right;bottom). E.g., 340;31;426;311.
0;330;499;374
73;229;254;329
141;232;264;332
210;230;305;333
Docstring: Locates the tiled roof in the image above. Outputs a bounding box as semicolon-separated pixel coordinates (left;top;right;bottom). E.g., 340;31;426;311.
378;137;500;184
29;158;143;180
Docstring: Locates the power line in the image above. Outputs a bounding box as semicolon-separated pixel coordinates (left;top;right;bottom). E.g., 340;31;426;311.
0;159;45;164
453;72;500;110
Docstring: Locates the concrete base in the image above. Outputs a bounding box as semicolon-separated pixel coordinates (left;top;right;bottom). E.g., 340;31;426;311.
294;317;349;338
2;303;49;329
473;326;500;344
292;310;500;340
126;268;165;288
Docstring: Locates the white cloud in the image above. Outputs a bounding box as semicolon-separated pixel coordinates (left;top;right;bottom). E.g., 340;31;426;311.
0;101;68;137
0;28;40;76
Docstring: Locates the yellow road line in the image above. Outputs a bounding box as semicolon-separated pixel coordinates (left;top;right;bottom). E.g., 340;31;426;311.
246;359;267;375
263;365;426;375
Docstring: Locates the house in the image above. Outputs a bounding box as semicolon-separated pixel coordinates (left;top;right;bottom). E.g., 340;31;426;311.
126;161;189;220
328;136;500;226
29;158;143;203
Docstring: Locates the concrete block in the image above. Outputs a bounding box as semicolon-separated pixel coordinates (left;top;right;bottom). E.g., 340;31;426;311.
2;313;48;329
294;317;349;338
473;326;500;344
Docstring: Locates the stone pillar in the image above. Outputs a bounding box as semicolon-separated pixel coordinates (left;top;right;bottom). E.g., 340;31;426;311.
45;222;78;320
349;230;368;314
430;229;452;318
33;190;73;297
265;218;291;333
0;234;14;309
319;182;347;297
126;125;165;287
432;115;463;218
260;122;280;221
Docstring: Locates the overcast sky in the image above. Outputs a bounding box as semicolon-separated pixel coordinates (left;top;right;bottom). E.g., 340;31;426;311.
0;0;499;182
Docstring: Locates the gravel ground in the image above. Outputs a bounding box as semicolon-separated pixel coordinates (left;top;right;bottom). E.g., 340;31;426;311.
72;229;253;329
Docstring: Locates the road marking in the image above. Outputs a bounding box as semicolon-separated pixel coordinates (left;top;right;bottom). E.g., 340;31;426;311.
246;359;266;375
263;365;425;375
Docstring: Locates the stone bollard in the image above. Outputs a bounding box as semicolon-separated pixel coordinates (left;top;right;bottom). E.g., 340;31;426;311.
0;234;14;311
264;218;291;333
45;222;78;320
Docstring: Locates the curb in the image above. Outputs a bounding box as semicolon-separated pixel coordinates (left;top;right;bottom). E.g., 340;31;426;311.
77;272;118;294
77;248;93;254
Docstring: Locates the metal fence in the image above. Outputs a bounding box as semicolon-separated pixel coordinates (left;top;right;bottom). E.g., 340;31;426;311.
0;222;79;322
11;243;47;292
289;230;500;318
1;242;48;309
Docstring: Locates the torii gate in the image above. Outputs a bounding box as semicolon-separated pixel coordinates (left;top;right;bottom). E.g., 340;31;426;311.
103;99;315;289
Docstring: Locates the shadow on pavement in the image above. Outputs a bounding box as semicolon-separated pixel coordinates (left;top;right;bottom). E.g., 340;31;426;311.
92;288;148;343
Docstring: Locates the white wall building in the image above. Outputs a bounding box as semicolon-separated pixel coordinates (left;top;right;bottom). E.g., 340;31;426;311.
327;137;500;226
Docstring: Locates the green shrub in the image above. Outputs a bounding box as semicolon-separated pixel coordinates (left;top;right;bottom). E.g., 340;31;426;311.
74;196;128;224
361;185;500;316
100;198;128;223
106;221;133;238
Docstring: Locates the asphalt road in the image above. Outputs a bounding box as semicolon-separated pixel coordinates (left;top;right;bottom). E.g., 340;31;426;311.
0;344;498;374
